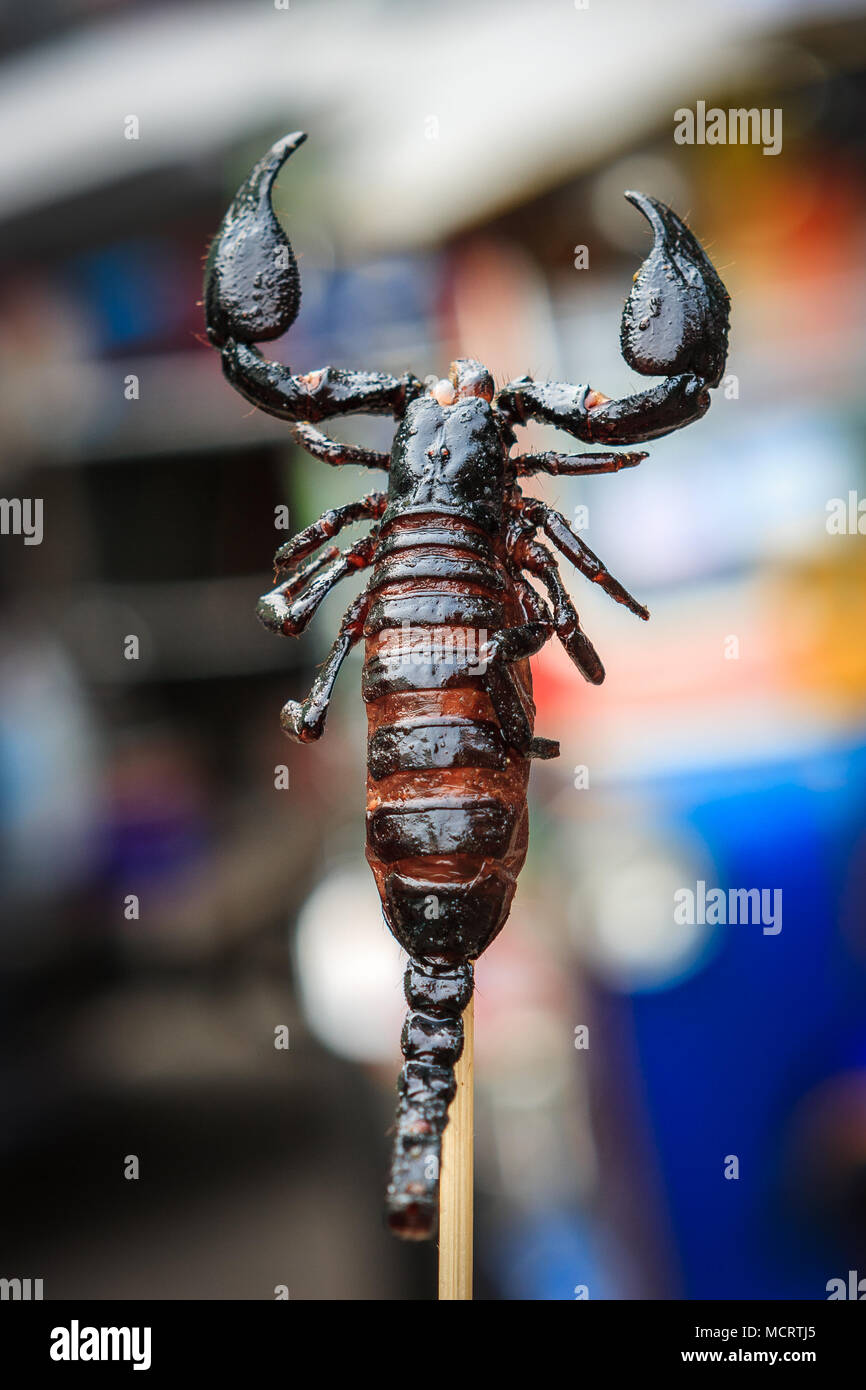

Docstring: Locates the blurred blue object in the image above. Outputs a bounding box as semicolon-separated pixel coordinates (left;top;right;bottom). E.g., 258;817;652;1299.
495;1208;623;1301
65;239;187;350
628;741;866;1298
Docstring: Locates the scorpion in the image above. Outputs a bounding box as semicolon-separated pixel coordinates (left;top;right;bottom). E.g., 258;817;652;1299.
203;132;730;1239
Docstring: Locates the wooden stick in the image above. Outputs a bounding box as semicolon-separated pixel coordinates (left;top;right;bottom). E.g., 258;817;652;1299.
438;994;474;1300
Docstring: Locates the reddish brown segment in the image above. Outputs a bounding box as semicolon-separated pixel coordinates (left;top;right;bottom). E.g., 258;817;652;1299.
363;514;533;953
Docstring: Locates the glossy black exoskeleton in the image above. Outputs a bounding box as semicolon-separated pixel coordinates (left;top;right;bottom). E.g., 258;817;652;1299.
204;133;730;1240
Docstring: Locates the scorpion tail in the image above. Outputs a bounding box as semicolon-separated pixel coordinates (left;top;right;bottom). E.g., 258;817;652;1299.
386;957;474;1240
204;131;307;349
621;191;730;389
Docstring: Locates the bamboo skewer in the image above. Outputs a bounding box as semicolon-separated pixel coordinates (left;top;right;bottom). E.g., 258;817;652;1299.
438;994;474;1300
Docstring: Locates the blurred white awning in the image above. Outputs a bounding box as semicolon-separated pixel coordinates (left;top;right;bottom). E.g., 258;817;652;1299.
0;0;859;248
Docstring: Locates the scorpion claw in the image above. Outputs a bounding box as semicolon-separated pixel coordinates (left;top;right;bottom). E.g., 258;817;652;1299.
621;191;730;389
204;131;307;349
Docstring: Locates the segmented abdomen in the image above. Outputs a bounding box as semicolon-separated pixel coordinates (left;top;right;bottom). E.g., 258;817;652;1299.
363;514;533;963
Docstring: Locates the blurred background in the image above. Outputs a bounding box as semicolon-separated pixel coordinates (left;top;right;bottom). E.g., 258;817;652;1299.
1;0;866;1301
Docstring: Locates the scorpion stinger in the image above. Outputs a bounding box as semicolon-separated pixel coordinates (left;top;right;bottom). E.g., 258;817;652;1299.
204;132;731;1246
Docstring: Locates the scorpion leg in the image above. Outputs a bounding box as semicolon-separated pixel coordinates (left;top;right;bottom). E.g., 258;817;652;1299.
291;424;390;471
496;190;729;445
522;498;649;620
279;590;369;743
515;537;606;685
512;569;555;631
257;531;378;637
484;620;549;664
273;492;386;573
479;584;560;761
204;132;423;425
514;448;647;477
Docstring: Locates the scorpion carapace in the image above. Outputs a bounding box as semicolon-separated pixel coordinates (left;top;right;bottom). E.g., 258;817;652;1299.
204;132;730;1240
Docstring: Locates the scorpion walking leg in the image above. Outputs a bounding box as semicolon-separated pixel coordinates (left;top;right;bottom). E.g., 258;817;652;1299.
522;499;649;620
257;531;378;636
291;424;390;471
280;590;369;742
516;537;606;685
387;958;474;1239
515;448;647;478
274;492;386;573
480;584;560;761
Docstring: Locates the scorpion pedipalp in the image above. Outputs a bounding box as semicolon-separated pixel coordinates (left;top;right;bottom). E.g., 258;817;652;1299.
204;131;307;349
620;190;730;389
203;132;422;426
